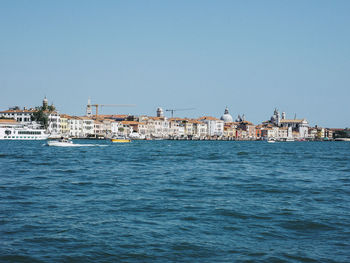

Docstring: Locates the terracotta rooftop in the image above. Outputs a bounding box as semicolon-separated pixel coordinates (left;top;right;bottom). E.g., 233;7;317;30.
188;119;202;124
95;114;129;119
102;119;116;122
0;109;36;113
0;119;18;123
198;116;221;121
280;119;305;123
79;116;94;120
147;117;166;121
68;116;82;120
169;117;185;121
240;120;254;125
121;121;144;125
60;114;71;118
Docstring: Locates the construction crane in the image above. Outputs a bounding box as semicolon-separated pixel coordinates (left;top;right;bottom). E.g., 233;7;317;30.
165;108;195;118
88;104;135;118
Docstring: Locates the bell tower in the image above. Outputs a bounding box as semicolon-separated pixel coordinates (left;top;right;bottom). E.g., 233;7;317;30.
157;107;164;117
86;98;92;117
43;96;48;109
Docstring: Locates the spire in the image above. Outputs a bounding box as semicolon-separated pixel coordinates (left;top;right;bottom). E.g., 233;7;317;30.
224;106;229;115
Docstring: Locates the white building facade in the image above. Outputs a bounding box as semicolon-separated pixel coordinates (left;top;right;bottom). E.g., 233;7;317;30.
199;117;224;137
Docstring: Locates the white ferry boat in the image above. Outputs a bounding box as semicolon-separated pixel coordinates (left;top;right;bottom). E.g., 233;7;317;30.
0;119;49;140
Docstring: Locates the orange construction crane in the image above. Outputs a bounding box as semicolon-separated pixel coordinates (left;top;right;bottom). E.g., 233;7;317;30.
90;104;135;118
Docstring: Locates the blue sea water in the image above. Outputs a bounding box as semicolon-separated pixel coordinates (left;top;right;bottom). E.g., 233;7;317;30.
0;140;350;263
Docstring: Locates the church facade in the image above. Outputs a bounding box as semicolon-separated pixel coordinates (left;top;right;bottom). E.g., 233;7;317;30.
267;108;309;139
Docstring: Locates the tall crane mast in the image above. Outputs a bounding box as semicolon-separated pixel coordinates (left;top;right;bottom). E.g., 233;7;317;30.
165;108;195;118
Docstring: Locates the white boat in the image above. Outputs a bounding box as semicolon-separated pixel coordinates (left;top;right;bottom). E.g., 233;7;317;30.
267;138;276;143
129;132;146;140
335;138;350;142
0;120;49;140
47;138;74;147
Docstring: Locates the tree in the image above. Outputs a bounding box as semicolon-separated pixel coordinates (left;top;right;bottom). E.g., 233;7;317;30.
31;103;56;129
48;104;56;112
31;108;48;128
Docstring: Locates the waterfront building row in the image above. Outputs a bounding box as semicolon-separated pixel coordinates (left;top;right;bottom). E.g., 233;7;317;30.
0;99;342;140
0;113;335;141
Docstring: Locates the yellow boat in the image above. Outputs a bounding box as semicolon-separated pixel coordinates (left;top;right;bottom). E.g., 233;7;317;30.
111;135;131;143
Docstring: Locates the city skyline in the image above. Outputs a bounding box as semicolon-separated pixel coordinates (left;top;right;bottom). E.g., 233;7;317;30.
0;98;345;129
1;1;349;127
1;96;341;142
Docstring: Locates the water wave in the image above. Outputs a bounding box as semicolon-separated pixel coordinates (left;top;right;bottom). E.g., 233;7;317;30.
0;141;349;262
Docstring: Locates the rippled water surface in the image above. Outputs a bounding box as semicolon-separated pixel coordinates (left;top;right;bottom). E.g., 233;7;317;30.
1;140;350;262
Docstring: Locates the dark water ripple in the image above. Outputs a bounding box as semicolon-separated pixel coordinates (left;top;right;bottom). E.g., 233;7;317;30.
0;140;350;262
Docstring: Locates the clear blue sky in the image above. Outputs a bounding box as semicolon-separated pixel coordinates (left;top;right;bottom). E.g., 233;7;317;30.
0;0;349;127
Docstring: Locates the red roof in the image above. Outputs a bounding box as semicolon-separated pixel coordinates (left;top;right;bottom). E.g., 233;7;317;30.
0;119;18;123
198;116;220;121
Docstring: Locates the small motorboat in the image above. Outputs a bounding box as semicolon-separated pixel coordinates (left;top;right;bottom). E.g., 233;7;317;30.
47;138;74;147
335;138;350;141
128;132;146;140
111;135;131;143
267;138;276;143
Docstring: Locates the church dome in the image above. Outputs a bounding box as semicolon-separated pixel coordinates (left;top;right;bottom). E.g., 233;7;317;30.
220;107;233;123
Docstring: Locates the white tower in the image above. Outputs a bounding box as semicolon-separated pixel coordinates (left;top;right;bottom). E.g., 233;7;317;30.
157;107;164;117
86;98;92;117
274;108;280;126
277;111;280;126
282;112;286;120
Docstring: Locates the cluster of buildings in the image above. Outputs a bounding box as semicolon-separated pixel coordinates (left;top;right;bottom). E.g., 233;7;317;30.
0;98;344;141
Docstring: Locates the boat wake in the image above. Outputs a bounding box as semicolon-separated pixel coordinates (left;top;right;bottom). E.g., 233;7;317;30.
44;143;108;147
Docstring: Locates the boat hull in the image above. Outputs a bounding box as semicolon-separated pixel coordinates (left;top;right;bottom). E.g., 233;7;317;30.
0;128;49;140
335;138;350;141
111;139;131;143
47;141;74;147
